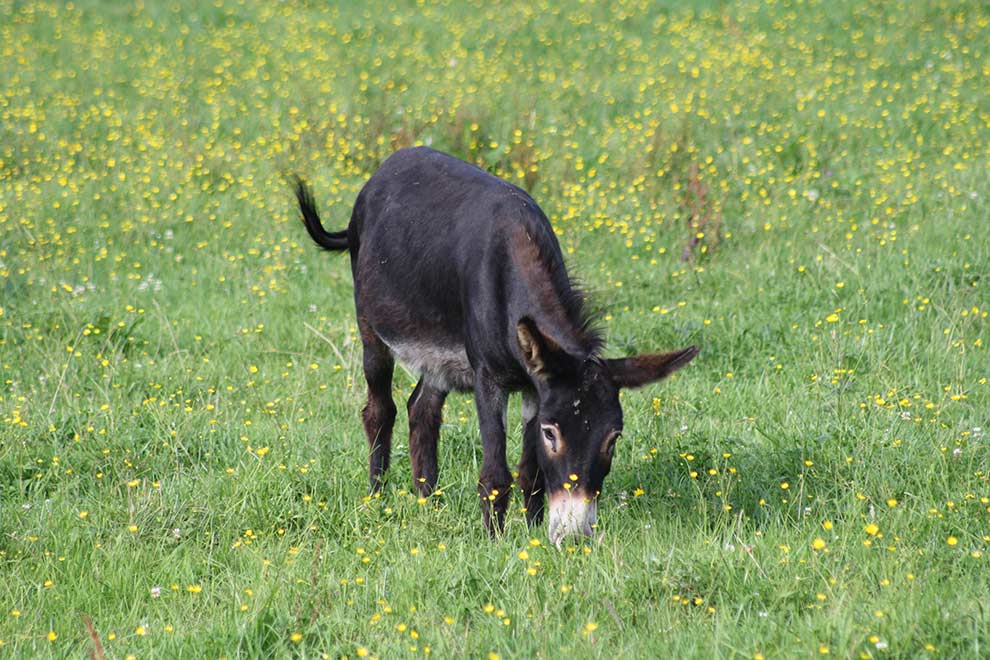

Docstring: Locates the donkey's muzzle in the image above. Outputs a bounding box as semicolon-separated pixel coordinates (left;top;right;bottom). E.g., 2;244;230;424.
548;489;597;547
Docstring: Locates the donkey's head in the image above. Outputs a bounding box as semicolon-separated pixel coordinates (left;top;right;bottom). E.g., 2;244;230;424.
517;318;698;546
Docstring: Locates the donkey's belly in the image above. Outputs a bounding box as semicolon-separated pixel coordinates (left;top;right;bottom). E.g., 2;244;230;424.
383;338;475;391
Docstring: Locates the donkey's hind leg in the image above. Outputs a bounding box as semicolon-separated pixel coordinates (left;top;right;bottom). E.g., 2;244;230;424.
407;378;448;497
359;323;397;493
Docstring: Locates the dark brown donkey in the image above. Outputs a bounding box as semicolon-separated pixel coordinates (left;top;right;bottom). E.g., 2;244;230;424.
295;147;698;545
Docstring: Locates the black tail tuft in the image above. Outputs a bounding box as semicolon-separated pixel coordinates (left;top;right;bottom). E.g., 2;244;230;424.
293;176;349;251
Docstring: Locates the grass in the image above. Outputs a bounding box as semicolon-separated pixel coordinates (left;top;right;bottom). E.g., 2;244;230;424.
1;0;988;656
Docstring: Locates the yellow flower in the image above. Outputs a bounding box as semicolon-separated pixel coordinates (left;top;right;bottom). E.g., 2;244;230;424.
48;631;58;642
290;632;302;643
947;536;958;546
864;523;879;536
812;538;826;551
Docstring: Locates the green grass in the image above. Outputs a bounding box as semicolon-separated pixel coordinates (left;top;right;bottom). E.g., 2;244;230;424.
1;0;988;656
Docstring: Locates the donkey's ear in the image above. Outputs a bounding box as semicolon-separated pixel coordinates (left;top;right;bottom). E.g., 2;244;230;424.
606;346;699;389
517;317;572;379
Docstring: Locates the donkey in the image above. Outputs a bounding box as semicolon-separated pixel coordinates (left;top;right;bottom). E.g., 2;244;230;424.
295;147;697;545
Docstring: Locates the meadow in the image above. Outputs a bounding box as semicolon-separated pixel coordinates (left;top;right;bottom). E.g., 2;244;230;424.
1;0;988;656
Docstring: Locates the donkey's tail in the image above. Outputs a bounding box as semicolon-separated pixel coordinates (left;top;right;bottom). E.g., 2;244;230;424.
293;176;349;251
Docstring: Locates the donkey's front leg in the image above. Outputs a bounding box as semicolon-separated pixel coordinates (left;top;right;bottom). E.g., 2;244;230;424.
473;370;511;537
517;389;545;527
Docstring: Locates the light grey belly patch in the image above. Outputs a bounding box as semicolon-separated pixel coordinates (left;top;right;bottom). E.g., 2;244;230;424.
384;340;474;390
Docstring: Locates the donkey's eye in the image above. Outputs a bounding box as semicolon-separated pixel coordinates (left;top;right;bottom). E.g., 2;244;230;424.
540;424;559;453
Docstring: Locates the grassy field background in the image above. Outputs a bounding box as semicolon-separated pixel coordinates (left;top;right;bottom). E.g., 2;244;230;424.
1;0;988;656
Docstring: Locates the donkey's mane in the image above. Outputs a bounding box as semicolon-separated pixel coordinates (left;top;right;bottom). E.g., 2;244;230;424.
509;224;603;357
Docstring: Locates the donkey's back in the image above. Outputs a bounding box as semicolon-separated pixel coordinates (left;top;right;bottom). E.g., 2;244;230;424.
300;146;580;393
